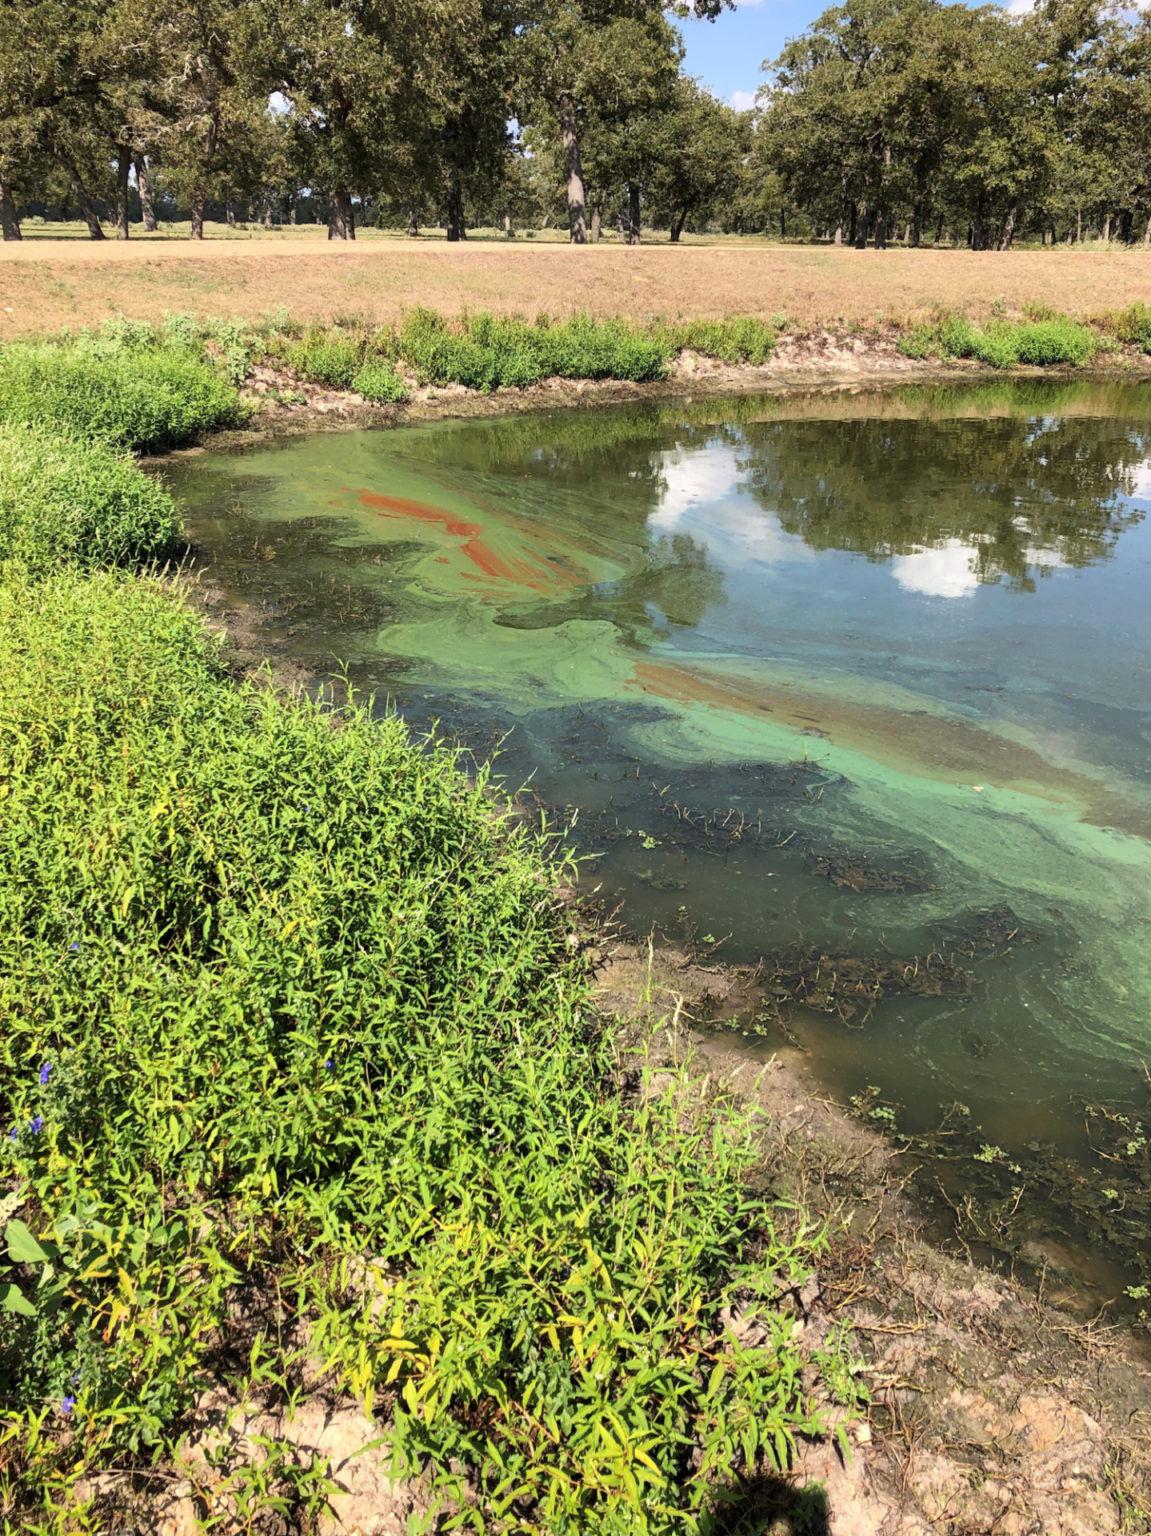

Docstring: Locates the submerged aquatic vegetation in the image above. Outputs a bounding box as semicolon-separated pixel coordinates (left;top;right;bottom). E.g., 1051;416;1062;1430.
762;945;973;1026
0;567;843;1532
0;423;179;575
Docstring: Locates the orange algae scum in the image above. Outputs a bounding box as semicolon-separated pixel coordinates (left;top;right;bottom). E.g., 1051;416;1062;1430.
352;487;582;598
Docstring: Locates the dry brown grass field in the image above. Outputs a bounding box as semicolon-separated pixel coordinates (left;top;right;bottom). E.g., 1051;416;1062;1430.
2;228;1151;335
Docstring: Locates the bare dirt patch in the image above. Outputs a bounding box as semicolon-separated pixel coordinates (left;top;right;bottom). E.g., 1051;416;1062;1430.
3;239;1151;336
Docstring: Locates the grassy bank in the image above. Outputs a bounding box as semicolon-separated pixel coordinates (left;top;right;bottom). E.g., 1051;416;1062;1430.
0;303;1141;468
0;347;850;1533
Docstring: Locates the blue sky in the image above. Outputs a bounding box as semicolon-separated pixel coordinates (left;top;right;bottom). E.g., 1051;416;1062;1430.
676;1;819;109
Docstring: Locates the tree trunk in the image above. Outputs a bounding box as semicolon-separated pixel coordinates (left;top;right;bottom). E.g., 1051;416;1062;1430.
997;200;1019;251
628;182;641;245
0;177;22;240
557;90;586;244
933;213;944;246
854;200;870;249
902;220;911;244
873;207;887;249
264;197;273;230
328;188;355;239
1076;207;1082;243
847;203;858;245
445;179;465;241
407;207;419;237
833;210;843;245
1144;212;1151;245
911;204;923;247
504;213;513;238
59;157;104;239
1101;212;1111;243
971;203;987;251
225;197;235;227
113;144;131;238
133;155;157;231
670;205;687;243
190;186;205;239
590;195;602;243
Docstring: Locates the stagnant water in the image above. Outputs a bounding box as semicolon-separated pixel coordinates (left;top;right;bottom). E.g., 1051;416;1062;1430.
168;381;1151;1287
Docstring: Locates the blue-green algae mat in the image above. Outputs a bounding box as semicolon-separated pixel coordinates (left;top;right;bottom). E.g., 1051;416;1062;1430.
169;380;1151;1165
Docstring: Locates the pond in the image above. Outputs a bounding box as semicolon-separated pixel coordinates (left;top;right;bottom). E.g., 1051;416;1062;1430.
168;380;1151;1277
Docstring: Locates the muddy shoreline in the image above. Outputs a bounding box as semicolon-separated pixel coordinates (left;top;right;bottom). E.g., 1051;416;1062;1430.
595;936;1151;1534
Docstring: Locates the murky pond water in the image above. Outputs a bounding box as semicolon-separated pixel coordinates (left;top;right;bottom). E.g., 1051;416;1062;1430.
168;381;1151;1268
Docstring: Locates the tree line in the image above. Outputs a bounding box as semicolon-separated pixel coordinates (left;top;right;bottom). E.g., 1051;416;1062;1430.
2;0;1149;248
0;0;749;243
756;0;1151;248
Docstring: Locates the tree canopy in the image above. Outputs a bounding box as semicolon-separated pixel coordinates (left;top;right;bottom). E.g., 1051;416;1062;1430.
3;0;1151;246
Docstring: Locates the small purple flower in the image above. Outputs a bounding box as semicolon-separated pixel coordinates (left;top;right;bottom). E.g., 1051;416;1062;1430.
60;1395;75;1417
69;943;79;953
29;1115;43;1136
39;1063;51;1087
8;1125;16;1143
324;1059;334;1072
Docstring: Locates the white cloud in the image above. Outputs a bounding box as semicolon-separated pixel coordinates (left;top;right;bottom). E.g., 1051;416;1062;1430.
891;540;980;599
648;445;814;566
729;89;758;111
1129;458;1151;502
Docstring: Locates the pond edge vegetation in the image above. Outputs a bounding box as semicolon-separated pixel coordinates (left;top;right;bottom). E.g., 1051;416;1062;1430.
3;298;1151;451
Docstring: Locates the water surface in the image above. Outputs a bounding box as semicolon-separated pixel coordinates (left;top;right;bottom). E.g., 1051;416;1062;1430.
168;382;1151;1174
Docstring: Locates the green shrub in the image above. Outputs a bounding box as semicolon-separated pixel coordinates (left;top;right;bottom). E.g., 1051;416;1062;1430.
351;361;410;403
286;329;366;388
969;327;1021;370
0;570;839;1532
928;312;1097;370
938;314;978;357
671;316;778;365
538;313;670;382
1110;302;1151;352
897;325;937;360
0;424;179;575
0;339;247;453
1010;319;1095;366
396;309;670;391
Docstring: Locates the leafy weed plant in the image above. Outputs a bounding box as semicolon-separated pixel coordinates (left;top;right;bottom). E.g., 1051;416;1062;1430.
0;569;841;1532
898;312;1097;369
668;317;778;365
351;361;410;403
0;332;247;452
0;424;178;575
284;327;369;389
